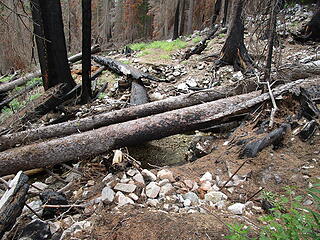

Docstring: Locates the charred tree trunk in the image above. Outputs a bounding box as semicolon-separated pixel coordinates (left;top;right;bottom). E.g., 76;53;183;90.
0;78;316;176
130;80;149;105
216;0;253;72
187;0;194;34
173;0;181;40
30;0;76;91
212;0;222;25
222;0;230;26
81;0;92;103
179;0;186;36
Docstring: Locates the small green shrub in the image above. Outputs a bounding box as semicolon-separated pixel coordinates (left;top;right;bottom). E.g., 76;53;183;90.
0;75;12;83
226;185;320;240
192;36;202;44
130;39;188;55
97;92;107;100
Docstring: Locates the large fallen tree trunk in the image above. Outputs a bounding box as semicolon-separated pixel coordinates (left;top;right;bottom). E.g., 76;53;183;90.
0;78;317;175
0;82;257;151
92;55;159;82
0;45;101;94
130;79;149;105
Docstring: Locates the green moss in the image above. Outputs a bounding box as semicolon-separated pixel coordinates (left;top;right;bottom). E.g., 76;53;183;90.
192;36;202;44
0;75;11;83
130;39;188;55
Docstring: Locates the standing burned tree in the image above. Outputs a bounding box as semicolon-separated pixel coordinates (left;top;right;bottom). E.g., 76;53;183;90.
215;0;252;71
30;0;75;91
81;0;92;103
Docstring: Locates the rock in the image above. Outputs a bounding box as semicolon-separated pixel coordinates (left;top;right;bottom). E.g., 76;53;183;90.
197;65;205;70
141;169;157;182
18;219;52;240
29;182;48;194
40;190;68;219
303;199;313;206
65;172;81;183
116;192;134;207
232;71;244;81
159;183;174;197
183;192;199;205
177;83;188;91
114;183;136;193
147;198;159;207
204;191;227;204
61;220;91;239
146;182;160;198
200;181;212;191
228;203;246;215
157;169;175;182
183;180;194;189
200;172;212;182
159;179;170;186
183;199;192;207
173;71;181;77
87;180;95;186
133;173;145;185
23;200;43;215
186;79;198;88
127;169;138;177
102;173;113;183
101;187;115;203
129;193;139;201
150;92;164;101
215;200;226;209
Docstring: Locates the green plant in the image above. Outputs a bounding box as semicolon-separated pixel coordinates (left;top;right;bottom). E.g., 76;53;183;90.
28;92;41;101
192;36;202;44
0;75;11;83
226;185;320;240
218;33;226;38
97;92;107;100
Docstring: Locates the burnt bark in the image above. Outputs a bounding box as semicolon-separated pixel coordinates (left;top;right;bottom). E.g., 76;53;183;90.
130;80;149;105
173;0;181;40
216;0;253;71
81;0;92;103
92;55;159;81
212;0;222;25
30;0;76;91
0;171;29;238
0;78;316;176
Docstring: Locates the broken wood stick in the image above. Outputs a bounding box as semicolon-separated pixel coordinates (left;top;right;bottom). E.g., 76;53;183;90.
130;79;149;105
0;171;29;238
92;55;159;82
0;83;255;151
0;78;317;176
0;45;101;94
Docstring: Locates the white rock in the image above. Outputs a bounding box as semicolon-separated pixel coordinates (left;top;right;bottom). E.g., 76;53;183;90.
200;181;212;191
183;192;199;205
204;191;228;203
101;187;115;203
141;169;157;181
228;203;246;215
65;172;81;182
102;173;113;183
116;192;134;207
159;183;174;197
146;182;160;198
183;179;194;189
157;169;175;182
127;169;138;177
215;200;226;209
29;182;48;194
114;183;136;193
186;79;198;88
147;198;159;207
177;83;188;91
133;173;145;185
173;71;181;77
200;172;213;182
232;71;244;81
183;199;192;207
158;179;170;186
128;193;139;201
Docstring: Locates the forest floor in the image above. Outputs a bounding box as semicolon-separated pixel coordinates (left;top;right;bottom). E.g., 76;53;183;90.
0;4;319;240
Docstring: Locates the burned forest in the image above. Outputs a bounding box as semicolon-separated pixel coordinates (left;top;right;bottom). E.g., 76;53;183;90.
0;0;319;239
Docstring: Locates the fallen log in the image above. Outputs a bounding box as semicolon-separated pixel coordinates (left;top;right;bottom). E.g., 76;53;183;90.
0;82;256;151
0;171;29;238
0;45;101;94
92;55;159;82
130;79;149;105
67;44;100;63
0;78;317;175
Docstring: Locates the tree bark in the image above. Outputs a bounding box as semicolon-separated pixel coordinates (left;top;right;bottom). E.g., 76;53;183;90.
0;82;256;151
130;80;149;105
92;55;159;81
217;0;252;71
187;0;194;34
0;171;29;238
81;0;92;103
172;0;181;40
0;78;317;176
212;0;222;25
31;0;76;91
